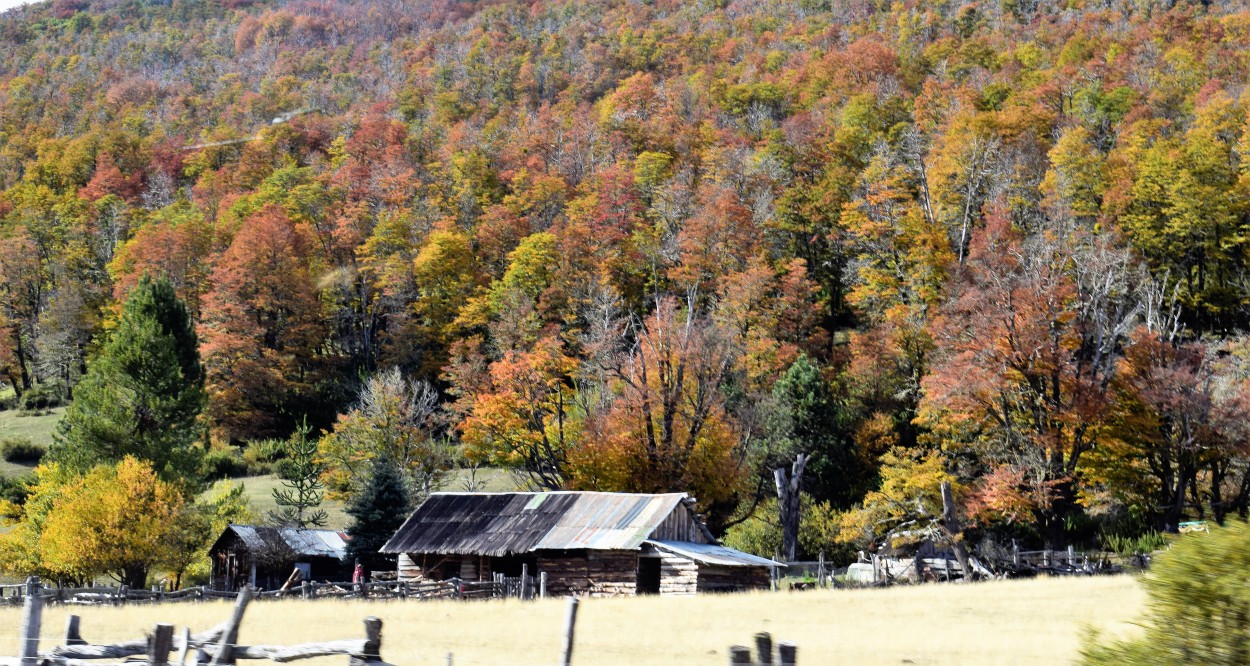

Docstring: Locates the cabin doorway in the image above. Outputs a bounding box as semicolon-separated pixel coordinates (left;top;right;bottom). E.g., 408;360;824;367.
637;557;661;595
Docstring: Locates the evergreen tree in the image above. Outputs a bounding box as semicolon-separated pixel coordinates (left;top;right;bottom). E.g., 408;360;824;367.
770;354;861;509
50;275;206;486
345;455;411;575
268;418;328;528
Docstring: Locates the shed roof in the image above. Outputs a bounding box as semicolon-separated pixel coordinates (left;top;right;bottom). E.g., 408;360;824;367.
381;491;701;557
213;525;349;559
645;540;783;568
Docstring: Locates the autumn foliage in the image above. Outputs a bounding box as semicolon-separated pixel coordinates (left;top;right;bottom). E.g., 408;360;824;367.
0;0;1249;560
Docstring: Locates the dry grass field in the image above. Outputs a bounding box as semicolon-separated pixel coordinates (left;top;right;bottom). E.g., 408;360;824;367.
0;575;1145;666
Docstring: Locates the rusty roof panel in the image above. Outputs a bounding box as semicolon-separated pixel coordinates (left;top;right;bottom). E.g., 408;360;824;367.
380;491;690;556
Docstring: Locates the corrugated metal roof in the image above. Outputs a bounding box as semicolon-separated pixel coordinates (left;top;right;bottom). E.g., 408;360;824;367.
380;492;690;556
646;540;784;568
218;524;349;559
280;527;348;557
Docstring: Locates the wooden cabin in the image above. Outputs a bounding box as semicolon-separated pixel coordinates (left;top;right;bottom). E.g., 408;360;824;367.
209;524;350;591
379;491;780;596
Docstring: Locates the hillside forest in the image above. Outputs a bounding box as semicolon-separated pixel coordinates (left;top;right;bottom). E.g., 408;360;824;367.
2;0;1250;584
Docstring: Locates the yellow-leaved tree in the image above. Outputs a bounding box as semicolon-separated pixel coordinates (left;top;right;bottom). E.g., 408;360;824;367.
838;447;957;551
39;457;183;588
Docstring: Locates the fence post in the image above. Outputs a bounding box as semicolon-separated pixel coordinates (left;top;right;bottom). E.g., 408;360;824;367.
560;596;579;666
19;577;42;666
209;585;253;666
778;642;797;666
348;617;383;666
521;564;530;600
728;645;751;665
1012;542;1020;568
755;632;773;665
540;571;547;599
1067;545;1076;567
148;623;174;666
301;580;310;599
176;627;191;666
65;614;86;645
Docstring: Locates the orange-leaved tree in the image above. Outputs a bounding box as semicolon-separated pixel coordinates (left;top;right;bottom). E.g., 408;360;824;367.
572;296;745;515
199;204;328;441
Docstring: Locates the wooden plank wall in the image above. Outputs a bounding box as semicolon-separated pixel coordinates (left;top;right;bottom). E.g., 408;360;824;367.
537;551;638;597
696;565;771;593
650;503;709;544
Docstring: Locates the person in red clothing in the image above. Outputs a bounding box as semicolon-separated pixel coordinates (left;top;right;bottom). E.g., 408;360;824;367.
352;559;365;584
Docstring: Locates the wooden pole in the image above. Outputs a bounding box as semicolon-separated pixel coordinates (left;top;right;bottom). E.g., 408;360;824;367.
778;642;797;666
18;577;42;666
209;585;253;666
728;646;751;665
521;564;530;600
148;623;175;666
540;571;547;599
755;632;773;665
348;617;383;666
560;596;579;666
176;627;191;666
65;614;86;645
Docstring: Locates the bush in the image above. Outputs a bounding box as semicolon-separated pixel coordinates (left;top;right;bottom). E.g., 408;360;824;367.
0;472;34;504
1081;520;1250;665
1;437;45;464
242;438;283;476
202;448;250;480
19;384;64;412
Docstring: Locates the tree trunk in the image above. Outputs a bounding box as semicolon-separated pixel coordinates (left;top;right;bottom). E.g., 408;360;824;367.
774;453;809;562
940;481;971;582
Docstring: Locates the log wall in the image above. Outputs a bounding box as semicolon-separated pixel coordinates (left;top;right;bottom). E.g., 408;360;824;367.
657;553;698;596
537;550;638;597
397;554;420;582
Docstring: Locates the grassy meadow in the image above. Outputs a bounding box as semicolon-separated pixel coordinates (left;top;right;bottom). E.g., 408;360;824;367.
0;576;1145;666
0;407;63;478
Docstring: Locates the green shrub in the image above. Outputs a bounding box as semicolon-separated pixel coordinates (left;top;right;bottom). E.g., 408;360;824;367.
1100;530;1170;556
202;448;250;480
0;437;45;464
1081;521;1250;665
242;438;284;475
18;384;64;412
0;472;34;504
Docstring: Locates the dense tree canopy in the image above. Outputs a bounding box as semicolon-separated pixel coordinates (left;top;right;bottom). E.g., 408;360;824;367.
1;0;1250;560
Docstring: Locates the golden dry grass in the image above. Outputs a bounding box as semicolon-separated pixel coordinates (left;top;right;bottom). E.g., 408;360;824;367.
0;575;1145;666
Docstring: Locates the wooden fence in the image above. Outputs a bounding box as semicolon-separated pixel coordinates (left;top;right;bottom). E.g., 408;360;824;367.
1;578;392;666
728;631;797;666
0;576;534;607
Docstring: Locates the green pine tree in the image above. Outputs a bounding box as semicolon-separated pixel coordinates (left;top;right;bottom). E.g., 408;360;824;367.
345;455;411;575
268;418;329;528
770;354;862;509
50;275;206;487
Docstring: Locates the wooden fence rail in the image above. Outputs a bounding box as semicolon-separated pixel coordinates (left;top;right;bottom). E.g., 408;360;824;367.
0;578;393;666
0;576;531;607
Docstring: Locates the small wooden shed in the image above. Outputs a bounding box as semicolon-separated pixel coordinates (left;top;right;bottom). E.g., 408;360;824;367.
209;524;350;592
379;491;780;596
